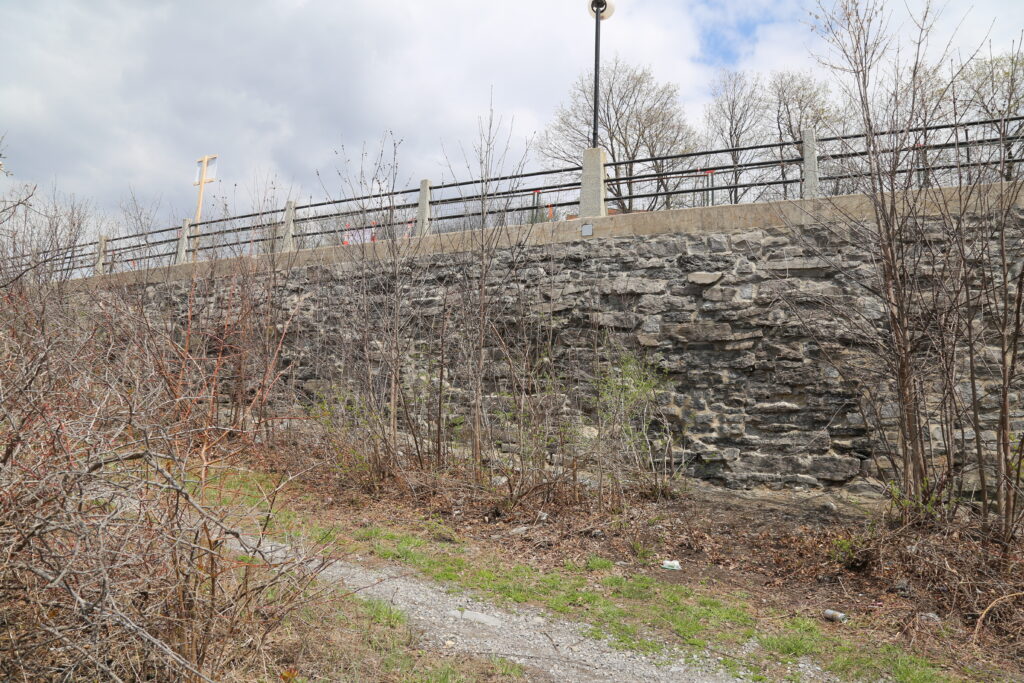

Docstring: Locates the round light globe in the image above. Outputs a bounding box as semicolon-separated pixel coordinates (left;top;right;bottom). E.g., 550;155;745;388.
588;0;615;20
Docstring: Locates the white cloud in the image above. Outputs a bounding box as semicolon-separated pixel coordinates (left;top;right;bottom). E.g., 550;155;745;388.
0;0;1020;226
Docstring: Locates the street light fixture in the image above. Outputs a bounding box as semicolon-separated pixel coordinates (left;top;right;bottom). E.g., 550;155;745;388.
588;0;615;149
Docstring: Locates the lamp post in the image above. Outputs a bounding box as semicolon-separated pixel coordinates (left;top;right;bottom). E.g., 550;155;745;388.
579;1;614;219
589;0;615;149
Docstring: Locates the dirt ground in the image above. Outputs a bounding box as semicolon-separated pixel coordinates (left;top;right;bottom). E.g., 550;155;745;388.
257;451;1022;680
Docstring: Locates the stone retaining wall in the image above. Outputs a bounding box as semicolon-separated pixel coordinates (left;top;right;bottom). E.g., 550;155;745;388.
85;187;1024;490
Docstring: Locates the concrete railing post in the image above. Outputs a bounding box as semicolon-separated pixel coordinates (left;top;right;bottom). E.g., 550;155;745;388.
94;235;108;276
801;128;820;200
579;147;607;218
175;219;190;264
188;220;200;262
532;190;545;224
416;179;431;235
917;146;930;188
277;201;296;252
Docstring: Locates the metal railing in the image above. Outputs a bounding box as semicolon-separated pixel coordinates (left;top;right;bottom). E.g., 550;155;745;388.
601;115;1024;213
4;115;1022;280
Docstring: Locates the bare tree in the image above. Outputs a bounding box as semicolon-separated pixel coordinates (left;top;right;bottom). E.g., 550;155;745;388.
0;201;332;679
704;69;768;204
786;0;1024;544
537;57;698;213
959;50;1024;180
765;70;840;198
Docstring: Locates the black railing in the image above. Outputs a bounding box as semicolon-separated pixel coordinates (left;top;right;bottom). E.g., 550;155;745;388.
3;115;1021;280
601;116;1024;213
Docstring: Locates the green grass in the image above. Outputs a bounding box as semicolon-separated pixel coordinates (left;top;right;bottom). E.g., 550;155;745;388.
829;644;948;682
490;656;526;679
360;597;408;629
360;528;754;656
585;555;614;571
246;586;523;682
207;467;962;682
759;617;823;659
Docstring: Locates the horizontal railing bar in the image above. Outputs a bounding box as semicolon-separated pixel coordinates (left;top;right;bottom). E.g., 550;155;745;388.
431;199;579;223
605;140;799;168
818;158;1018;184
293;201;420;226
109;236;180;253
607;157;804;185
819;134;1024;163
192;207;286;229
431;165;582;191
430;182;582;207
816;114;1024;144
296;187;420;212
106;224;181;243
613;177;802;203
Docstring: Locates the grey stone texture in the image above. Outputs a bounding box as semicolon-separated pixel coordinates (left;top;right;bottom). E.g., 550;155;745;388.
231;223;874;489
109;191;1022;492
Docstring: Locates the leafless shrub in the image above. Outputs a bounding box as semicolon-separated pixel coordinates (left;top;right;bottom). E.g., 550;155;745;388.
780;0;1024;543
0;197;332;679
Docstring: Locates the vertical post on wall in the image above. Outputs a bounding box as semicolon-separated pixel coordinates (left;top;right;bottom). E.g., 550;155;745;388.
592;1;602;149
580;1;613;220
279;201;296;252
175;219;190;264
916;145;930;188
188;220;200;261
416;179;432;236
579;147;608;218
94;235;108;276
801;128;820;199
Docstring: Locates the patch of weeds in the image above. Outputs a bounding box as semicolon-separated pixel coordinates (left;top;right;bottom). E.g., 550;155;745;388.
629;539;656;563
354;525;385;541
585;555;614;571
829;534;872;571
662;584;696;604
359;597;407;629
372;534;429;565
308;523;341;545
601;575;626;589
490;656;526;679
829;644;946;683
423;518;460;544
759;617;822;659
609;575;656;600
412;662;468;683
721;657;744;678
562;559;584;573
665;612;707;647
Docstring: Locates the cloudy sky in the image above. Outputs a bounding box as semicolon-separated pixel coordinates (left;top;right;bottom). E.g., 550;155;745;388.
1;0;1021;225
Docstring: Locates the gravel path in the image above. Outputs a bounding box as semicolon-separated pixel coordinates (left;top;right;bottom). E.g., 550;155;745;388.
95;485;731;680
309;552;732;682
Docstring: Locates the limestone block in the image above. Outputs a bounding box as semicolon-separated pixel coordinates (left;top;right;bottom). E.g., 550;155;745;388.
732;230;765;253
702;286;736;302
687;271;724;285
764;257;834;276
708;234;730;253
599;276;667;295
589;312;639;329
